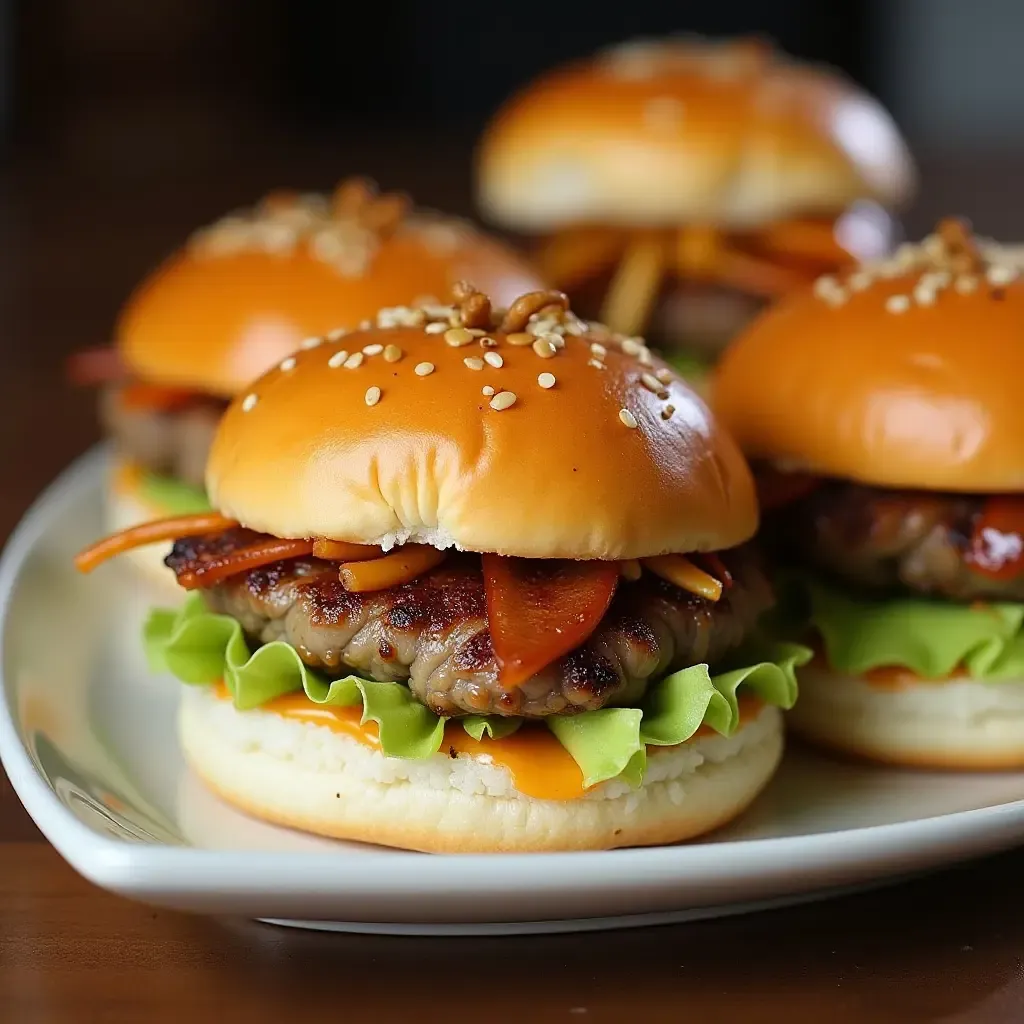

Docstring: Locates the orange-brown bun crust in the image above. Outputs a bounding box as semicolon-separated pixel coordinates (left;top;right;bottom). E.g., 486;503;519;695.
477;38;915;231
714;221;1024;492
118;182;544;398
206;287;758;559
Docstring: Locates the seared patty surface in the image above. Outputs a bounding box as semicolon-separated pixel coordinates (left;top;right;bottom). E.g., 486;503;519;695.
101;385;225;489
787;481;1024;602
167;534;773;717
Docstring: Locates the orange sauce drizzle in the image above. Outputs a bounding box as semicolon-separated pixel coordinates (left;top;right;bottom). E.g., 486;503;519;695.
211;683;763;802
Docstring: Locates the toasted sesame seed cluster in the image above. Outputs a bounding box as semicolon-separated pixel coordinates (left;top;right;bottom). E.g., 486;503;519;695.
813;217;1022;312
187;177;474;279
238;284;683;429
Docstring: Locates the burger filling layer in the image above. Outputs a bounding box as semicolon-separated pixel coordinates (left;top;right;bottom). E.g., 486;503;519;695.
167;536;773;718
126;522;808;794
768;475;1024;685
100;383;224;494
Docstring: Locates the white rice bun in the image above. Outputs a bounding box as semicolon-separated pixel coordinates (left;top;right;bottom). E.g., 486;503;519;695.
179;687;784;853
104;471;179;591
787;662;1024;770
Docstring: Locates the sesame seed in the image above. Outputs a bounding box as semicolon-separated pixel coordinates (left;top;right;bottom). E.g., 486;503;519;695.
537;372;556;389
987;264;1017;286
359;320;372;331
588;358;606;370
362;343;383;356
507;332;534;346
279;356;297;372
479;336;498;348
482;385;495;396
466;328;487;338
550;334;566;350
445;327;474;347
621;338;643;356
640;372;664;393
846;271;872;292
414;361;435;377
364;386;381;407
913;285;936;307
326;327;348;342
655;368;673;384
463;357;484;371
590;342;607;358
383;344;403;363
484;351;504;368
242;393;258;412
300;336;321;350
425;322;447;335
490;391;517;411
638;349;653;366
344;352;364;369
328;350;348;368
532;338;556;359
661;405;675;420
955;275;978;294
885;294;911;314
619;408;638;429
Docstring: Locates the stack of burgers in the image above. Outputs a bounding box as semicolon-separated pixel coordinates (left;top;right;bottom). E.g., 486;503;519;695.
74;36;1019;857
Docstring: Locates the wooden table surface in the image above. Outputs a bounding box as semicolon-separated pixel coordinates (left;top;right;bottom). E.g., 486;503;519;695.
3;142;1024;1023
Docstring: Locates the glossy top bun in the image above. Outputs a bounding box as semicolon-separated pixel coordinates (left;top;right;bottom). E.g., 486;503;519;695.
478;37;914;231
206;286;757;558
117;180;544;398
714;220;1024;492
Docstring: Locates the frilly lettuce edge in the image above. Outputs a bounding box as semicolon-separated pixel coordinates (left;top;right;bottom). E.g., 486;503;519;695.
790;575;1024;681
145;595;808;793
137;469;211;516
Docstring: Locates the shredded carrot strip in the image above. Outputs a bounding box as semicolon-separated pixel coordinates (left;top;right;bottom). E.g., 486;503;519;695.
339;546;446;592
642;555;723;602
177;538;314;590
752;219;849;265
74;513;240;574
311;538;384;562
696;552;733;590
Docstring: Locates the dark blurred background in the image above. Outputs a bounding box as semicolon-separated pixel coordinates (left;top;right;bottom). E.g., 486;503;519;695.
8;0;1024;218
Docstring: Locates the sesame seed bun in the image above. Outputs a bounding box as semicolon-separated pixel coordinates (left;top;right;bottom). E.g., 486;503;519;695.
477;38;915;232
118;182;544;399
179;687;784;852
786;664;1024;770
713;225;1024;492
205;290;757;559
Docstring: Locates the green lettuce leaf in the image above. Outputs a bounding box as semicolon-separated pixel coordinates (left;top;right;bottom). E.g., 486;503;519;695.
138;470;211;516
804;576;1024;681
144;596;808;791
548;642;808;788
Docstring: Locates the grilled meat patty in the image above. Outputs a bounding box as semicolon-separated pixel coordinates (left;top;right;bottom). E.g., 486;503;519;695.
167;533;773;717
787;481;1024;601
100;385;225;489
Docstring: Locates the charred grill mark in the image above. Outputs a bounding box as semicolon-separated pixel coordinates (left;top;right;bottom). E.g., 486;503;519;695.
560;649;621;702
299;574;364;625
165;528;263;577
453;630;493;672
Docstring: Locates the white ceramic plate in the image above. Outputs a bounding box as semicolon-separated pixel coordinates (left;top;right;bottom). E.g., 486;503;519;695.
5;449;1024;935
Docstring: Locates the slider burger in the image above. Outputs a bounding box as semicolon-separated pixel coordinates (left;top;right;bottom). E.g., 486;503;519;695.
69;178;543;584
476;36;915;377
714;219;1024;769
75;285;807;853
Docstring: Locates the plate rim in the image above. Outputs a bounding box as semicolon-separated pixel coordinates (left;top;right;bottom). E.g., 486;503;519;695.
3;448;1024;900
